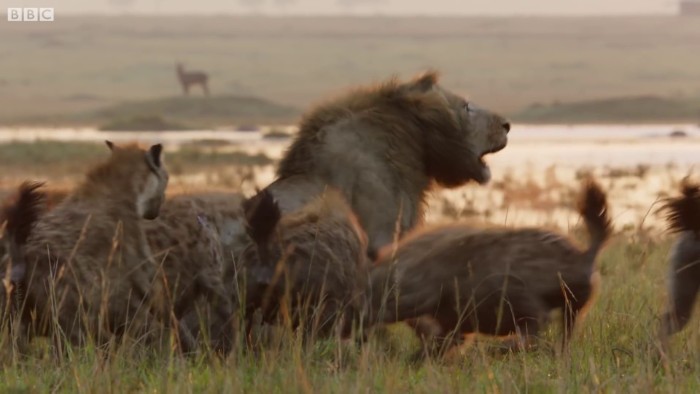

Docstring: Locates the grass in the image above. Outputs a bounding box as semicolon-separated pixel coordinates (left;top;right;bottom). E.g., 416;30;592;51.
1;16;700;125
0;235;698;392
0;141;106;169
0;141;273;179
99;114;191;131
166;147;273;175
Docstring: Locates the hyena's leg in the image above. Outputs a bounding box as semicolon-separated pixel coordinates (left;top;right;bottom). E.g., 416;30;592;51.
425;304;469;358
661;260;700;337
561;281;597;352
407;316;447;355
202;281;236;354
488;289;546;354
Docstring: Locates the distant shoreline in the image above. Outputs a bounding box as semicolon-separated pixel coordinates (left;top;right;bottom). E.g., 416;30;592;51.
1;123;698;143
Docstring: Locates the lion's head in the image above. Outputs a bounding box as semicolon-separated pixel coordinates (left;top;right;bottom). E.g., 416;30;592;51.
403;72;510;187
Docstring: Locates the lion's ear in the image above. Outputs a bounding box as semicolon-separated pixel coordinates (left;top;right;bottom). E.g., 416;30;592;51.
406;70;440;92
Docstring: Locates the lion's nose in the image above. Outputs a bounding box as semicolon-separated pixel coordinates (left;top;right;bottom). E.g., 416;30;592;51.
502;122;511;133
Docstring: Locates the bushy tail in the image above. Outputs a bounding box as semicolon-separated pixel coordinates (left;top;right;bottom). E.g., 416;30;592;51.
242;188;282;257
662;178;700;234
2;181;47;282
578;178;612;258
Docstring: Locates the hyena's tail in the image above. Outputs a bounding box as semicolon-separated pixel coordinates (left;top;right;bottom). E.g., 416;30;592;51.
2;181;46;283
578;178;612;259
662;178;700;234
242;188;282;260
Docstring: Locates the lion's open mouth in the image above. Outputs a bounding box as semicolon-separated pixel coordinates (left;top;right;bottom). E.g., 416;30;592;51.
476;142;508;184
479;142;507;164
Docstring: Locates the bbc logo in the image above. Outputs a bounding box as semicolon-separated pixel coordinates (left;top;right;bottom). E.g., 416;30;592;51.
7;7;54;22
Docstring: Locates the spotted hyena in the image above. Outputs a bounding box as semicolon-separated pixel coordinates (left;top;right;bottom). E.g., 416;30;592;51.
1;141;181;351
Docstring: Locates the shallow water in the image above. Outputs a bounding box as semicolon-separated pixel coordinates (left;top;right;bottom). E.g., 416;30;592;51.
1;124;699;168
0;127;269;146
492;124;700;168
1;124;699;142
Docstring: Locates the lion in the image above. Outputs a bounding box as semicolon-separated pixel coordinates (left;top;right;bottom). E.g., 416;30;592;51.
266;71;510;258
1;141;178;350
364;179;611;355
659;178;700;341
239;187;369;340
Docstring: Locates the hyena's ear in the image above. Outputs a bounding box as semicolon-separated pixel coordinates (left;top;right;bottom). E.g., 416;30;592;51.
242;189;281;247
147;144;163;168
105;140;115;151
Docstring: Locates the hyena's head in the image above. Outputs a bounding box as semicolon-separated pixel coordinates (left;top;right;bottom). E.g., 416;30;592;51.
104;141;169;220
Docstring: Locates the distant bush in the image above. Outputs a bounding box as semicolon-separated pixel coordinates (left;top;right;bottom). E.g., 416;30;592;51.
236;124;261;132
262;128;291;140
669;129;687;138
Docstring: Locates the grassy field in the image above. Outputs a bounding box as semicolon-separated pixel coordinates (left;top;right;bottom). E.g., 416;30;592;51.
0;266;698;394
0;141;698;392
2;235;699;393
1;16;700;125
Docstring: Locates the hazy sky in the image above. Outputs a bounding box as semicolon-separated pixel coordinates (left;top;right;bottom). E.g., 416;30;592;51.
4;0;679;15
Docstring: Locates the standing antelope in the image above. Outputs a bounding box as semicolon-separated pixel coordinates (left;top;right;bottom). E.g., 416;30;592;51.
176;63;209;96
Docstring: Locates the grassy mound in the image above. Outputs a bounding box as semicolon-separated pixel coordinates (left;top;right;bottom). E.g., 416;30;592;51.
514;95;700;124
94;95;298;128
8;95;300;128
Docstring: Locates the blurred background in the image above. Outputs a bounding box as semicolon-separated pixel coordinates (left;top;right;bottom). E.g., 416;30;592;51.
0;0;699;231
